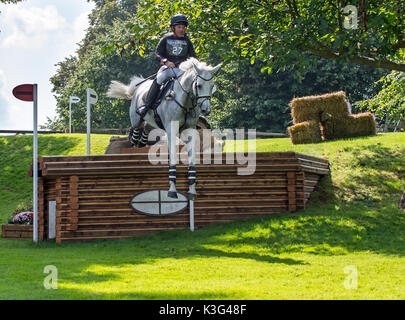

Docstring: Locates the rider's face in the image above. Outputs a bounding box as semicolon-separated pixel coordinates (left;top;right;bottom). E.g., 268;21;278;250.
173;24;186;37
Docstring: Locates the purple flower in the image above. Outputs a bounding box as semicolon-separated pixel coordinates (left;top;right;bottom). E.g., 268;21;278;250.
12;211;34;224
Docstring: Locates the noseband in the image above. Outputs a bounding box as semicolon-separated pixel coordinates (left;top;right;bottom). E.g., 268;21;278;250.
192;74;213;108
171;71;213;112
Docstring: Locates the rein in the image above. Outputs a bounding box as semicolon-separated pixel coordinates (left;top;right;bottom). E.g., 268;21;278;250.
172;71;213;113
156;69;213;132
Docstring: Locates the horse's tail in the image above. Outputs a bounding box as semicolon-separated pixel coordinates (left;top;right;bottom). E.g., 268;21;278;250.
106;75;146;100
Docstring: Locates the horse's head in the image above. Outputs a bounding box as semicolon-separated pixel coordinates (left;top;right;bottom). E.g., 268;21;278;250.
191;61;222;116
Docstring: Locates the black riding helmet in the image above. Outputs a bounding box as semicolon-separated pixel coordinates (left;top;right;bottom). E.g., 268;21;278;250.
170;14;188;27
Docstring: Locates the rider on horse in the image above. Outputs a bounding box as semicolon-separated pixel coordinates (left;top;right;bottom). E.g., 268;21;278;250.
136;14;197;118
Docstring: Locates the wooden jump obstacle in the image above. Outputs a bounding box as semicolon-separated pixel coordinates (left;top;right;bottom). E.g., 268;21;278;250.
29;152;330;243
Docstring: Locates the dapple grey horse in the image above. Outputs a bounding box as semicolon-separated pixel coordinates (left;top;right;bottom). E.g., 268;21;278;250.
107;58;221;200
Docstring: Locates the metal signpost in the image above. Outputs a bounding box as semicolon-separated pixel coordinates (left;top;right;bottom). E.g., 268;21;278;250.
86;88;98;155
12;84;38;243
69;96;80;133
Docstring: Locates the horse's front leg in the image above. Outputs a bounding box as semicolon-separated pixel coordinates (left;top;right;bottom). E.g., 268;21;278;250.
187;130;197;200
167;122;178;199
129;127;140;146
138;126;149;148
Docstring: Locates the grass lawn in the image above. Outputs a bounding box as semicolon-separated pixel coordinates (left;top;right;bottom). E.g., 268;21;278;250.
0;132;404;299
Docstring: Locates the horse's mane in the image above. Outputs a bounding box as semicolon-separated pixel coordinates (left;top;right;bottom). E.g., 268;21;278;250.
179;57;213;73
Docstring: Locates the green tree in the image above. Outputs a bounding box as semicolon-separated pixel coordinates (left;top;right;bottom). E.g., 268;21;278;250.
357;71;404;130
107;0;404;72
49;0;156;131
50;0;392;133
51;56;78;97
210;56;387;131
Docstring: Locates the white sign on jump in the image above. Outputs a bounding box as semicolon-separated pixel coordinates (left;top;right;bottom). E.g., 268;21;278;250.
87;88;98;104
131;190;188;215
69;96;81;133
70;96;81;103
86;88;98;155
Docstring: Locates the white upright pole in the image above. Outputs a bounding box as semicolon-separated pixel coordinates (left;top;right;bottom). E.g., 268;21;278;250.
86;89;90;155
69;100;72;134
190;200;194;232
33;84;38;243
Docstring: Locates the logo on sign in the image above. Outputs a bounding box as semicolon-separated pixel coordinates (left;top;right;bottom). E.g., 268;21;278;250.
70;96;81;103
87;88;98;104
12;84;34;102
131;190;188;215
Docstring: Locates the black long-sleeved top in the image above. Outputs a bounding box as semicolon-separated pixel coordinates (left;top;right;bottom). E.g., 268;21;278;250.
155;32;196;67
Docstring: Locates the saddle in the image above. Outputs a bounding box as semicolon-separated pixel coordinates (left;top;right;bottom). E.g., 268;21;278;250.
152;79;175;110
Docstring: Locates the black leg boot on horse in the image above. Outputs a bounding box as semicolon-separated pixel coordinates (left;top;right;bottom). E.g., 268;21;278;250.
137;78;160;119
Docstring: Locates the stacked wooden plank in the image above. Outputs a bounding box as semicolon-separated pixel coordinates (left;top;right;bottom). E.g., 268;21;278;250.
2;224;33;239
31;152;330;243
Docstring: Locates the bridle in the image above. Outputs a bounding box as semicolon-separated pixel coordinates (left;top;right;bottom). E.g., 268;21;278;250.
171;69;213;113
161;68;213;133
191;74;213;109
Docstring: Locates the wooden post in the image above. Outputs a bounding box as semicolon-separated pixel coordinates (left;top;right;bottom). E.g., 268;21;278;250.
287;172;297;212
68;176;79;231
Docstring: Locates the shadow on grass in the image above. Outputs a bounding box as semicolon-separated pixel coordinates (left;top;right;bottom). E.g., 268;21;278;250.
0;217;310;299
2;197;404;299
3;196;404;299
333;143;405;205
38;287;241;300
3;161;405;299
348;143;405;181
226;206;405;255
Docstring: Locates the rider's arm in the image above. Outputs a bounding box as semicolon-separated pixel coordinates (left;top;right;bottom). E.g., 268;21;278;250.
155;36;168;65
186;36;197;58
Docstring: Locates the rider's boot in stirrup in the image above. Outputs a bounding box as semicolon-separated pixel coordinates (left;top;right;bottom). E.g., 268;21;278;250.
137;79;160;118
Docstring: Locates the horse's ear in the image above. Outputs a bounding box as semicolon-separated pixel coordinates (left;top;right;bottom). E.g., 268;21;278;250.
192;61;203;74
210;63;222;74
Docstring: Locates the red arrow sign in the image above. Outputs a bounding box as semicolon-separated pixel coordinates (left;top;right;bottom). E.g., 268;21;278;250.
12;84;34;102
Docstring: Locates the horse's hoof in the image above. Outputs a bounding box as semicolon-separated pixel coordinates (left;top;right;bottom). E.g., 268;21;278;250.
168;191;178;199
188;193;197;201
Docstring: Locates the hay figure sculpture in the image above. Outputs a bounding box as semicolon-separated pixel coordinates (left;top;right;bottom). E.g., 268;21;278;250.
288;91;377;144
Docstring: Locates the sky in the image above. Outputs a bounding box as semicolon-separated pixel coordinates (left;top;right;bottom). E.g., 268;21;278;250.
0;0;95;130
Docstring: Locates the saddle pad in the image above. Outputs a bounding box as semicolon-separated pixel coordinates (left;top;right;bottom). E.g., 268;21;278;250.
152;79;175;130
152;79;175;110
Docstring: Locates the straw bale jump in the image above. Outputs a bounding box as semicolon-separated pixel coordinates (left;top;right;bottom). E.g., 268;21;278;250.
288;91;377;144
